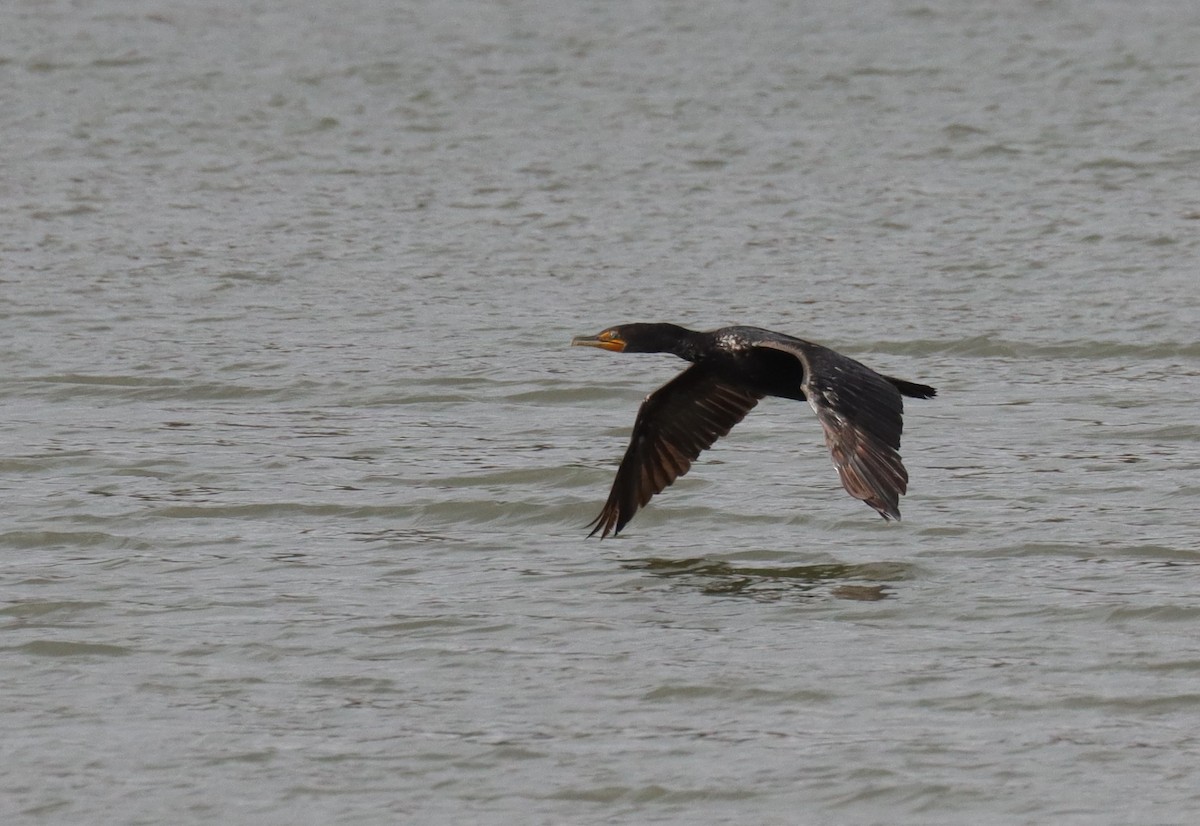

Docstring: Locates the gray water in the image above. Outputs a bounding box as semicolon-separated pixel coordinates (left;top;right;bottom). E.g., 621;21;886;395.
4;0;1200;823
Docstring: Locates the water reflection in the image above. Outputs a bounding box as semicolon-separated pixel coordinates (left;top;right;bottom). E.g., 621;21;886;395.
622;557;913;601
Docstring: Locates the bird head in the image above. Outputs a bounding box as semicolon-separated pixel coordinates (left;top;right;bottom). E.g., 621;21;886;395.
571;323;695;355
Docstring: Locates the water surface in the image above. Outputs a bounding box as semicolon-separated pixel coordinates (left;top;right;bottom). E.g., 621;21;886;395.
3;1;1200;823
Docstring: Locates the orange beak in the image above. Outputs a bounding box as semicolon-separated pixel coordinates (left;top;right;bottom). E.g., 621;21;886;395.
571;332;626;352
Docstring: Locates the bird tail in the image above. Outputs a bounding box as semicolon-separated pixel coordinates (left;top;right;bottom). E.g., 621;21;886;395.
885;376;937;399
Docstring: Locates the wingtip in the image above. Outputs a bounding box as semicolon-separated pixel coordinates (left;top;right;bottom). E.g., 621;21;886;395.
585;511;616;539
878;502;902;521
869;498;902;521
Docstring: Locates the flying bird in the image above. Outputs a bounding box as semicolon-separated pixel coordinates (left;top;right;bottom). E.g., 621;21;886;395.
571;323;936;538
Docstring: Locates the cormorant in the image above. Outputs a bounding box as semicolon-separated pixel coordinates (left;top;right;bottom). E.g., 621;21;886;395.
571;323;936;538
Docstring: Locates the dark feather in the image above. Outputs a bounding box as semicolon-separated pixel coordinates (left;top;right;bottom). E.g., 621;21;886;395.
588;364;762;538
754;338;913;520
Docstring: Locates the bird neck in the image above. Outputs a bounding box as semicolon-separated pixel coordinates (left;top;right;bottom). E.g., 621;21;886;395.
661;326;707;362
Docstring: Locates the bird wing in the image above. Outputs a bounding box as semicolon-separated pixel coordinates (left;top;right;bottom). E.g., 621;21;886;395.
753;338;910;520
588;363;762;538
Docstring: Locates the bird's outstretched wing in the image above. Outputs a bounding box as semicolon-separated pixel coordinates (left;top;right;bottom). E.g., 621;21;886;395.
754;338;914;520
588;364;762;538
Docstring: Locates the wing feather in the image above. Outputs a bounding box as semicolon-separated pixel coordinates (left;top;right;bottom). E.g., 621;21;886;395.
588;364;762;538
753;337;914;519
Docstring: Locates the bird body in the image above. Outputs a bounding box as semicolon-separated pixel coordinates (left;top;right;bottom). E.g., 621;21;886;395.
571;323;936;538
